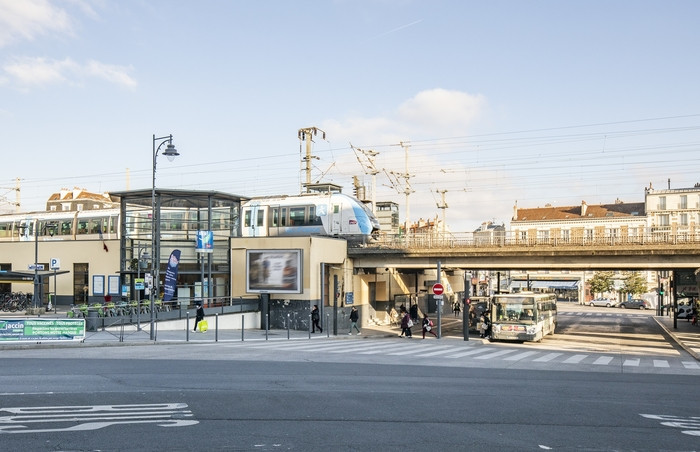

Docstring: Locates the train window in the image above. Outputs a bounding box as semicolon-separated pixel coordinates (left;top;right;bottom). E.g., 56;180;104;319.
281;208;287;226
289;207;305;226
88;219;102;234
77;221;88;234
271;208;279;227
309;206;322;226
243;209;252;228
0;222;10;238
59;220;72;236
333;205;340;214
256;209;264;227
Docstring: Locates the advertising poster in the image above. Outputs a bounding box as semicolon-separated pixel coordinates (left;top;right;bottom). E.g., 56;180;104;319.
0;319;85;342
196;230;214;253
163;249;181;302
246;249;302;294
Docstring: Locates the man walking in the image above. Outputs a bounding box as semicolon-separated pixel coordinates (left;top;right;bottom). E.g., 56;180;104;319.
349;306;361;335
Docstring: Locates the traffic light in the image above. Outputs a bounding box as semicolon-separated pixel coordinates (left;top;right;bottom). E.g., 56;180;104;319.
658;287;665;296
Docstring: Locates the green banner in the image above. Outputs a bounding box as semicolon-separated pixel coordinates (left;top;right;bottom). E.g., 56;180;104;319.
0;319;86;342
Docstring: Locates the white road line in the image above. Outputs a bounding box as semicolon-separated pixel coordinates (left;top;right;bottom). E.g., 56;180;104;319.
562;354;587;364
357;344;405;355
533;352;563;362
593;356;614;365
682;361;700;369
444;348;491;359
474;350;516;360
653;360;670;368
623;358;640;367
414;347;465;357
503;351;539;361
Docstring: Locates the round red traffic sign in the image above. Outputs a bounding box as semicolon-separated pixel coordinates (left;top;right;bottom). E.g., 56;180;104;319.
432;283;444;295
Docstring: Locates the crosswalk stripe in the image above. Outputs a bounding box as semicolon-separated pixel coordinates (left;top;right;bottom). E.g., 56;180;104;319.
357;344;404;355
623;358;640;367
533;352;562;362
593;356;614;365
682;361;700;369
474;350;516;360
444;348;489;359
653;360;670;368
414;347;464;357
503;351;538;361
562;354;587;364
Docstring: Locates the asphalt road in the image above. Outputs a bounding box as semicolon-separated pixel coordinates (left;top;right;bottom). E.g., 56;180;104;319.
1;304;698;451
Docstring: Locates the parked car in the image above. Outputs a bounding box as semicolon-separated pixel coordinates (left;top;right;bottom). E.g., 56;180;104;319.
589;298;616;307
618;299;650;309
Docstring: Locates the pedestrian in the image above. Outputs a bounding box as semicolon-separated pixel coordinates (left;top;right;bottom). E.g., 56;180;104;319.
348;306;361;335
453;301;461;317
193;302;204;332
409;303;418;324
311;305;322;333
422;315;437;339
478;314;488;338
400;307;413;338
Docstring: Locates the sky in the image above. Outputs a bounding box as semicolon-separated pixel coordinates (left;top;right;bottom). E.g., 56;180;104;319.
1;0;700;232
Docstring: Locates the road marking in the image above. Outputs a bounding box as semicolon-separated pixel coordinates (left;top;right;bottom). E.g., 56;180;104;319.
533;352;563;362
592;356;614;365
653;360;670;368
640;414;700;437
0;403;197;434
474;350;515;360
414;347;465;357
562;354;587;364
623;358;640;366
503;351;538;361
682;361;700;369
444;348;490;359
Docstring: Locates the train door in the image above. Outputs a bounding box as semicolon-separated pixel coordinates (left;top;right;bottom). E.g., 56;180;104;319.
243;203;265;237
330;201;342;236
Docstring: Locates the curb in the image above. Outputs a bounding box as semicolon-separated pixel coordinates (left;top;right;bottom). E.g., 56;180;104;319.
653;316;700;361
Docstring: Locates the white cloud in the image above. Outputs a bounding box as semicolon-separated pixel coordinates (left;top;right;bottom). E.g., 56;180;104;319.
0;0;74;47
3;56;137;89
397;88;486;134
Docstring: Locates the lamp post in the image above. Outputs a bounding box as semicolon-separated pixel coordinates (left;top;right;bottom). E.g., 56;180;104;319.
27;221;57;314
151;134;179;340
136;245;150;331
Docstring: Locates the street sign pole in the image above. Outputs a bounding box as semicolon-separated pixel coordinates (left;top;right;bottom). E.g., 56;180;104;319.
435;261;442;339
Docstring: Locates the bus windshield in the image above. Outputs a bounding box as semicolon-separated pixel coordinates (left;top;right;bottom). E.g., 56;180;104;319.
493;296;535;323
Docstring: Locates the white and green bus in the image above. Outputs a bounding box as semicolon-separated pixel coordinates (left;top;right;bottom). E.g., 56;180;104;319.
489;292;557;342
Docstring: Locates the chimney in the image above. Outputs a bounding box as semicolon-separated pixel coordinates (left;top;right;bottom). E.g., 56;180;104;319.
581;200;587;217
512;202;518;221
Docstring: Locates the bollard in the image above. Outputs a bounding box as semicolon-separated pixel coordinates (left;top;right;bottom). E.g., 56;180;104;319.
265;313;269;341
309;313;312;339
242;315;245;342
326;313;330;338
186;312;190;342
287;313;290;340
215;313;219;342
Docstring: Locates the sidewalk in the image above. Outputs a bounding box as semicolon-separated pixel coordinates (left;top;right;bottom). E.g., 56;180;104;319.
1;306;698;359
653;313;700;360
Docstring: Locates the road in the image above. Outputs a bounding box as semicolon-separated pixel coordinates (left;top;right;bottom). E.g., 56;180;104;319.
0;304;698;451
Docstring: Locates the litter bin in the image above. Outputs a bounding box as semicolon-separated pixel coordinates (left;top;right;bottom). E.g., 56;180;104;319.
86;307;98;332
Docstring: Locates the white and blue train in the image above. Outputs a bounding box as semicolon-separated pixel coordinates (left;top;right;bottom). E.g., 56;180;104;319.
241;192;380;243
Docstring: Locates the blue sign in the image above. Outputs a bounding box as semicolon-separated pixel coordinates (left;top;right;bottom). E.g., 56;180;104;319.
196;230;214;253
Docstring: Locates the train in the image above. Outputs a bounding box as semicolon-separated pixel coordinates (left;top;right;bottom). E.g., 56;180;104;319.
240;192;381;243
0;192;381;243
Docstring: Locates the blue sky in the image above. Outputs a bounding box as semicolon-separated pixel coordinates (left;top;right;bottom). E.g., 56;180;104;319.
1;0;699;232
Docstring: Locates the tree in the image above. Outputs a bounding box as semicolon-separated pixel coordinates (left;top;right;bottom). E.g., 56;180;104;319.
588;271;615;298
621;271;648;297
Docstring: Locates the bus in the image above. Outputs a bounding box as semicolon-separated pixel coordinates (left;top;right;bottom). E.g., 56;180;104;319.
489;292;557;342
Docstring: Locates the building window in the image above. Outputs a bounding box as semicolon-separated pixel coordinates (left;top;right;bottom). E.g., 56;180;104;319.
608;228;619;238
561;229;570;242
658;196;666;210
584;229;594;242
519;230;527;241
536;230;549;242
628;227;638;237
659;214;670;227
680;195;688;209
680;213;688;226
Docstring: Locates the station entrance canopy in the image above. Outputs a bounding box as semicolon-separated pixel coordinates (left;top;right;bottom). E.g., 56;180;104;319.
0;270;69;284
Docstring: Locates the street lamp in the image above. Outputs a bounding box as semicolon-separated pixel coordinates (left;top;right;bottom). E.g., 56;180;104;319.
22;221;57;314
151;134;179;340
136;245;150;331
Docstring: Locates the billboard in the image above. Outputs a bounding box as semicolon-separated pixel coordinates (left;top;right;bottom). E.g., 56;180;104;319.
246;249;302;294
